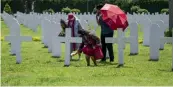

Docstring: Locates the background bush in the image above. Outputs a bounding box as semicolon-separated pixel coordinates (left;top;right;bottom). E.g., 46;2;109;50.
43;8;55;14
3;3;12;14
137;9;149;14
61;7;71;14
71;8;80;13
161;8;169;14
1;0;169;14
131;6;140;13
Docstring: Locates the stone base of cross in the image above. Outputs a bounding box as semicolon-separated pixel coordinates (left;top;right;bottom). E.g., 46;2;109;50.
55;28;82;66
5;36;32;64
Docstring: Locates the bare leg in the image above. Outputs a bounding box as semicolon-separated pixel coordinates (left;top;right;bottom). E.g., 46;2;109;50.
85;55;90;66
91;56;97;66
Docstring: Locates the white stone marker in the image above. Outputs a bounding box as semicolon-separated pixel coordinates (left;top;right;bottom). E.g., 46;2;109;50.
141;18;152;46
51;22;61;57
128;22;138;55
56;28;82;66
106;29;124;65
5;35;32;64
149;24;160;61
8;18;21;55
155;20;165;50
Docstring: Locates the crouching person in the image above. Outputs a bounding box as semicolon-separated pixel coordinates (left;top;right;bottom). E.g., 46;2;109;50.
71;29;103;66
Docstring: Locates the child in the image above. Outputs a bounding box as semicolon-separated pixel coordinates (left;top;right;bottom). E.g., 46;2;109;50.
71;29;103;66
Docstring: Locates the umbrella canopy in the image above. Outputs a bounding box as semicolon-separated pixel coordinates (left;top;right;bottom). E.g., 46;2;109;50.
100;4;129;31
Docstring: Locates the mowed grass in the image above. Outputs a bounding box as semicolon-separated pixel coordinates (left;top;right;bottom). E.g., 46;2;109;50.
1;21;173;86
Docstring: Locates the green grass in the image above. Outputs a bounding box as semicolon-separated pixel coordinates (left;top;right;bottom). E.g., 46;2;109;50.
1;21;173;86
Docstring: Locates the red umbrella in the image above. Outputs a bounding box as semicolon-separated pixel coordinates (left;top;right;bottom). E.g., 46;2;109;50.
100;4;129;31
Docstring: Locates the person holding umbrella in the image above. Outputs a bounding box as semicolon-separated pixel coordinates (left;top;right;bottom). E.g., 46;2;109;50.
96;3;129;65
96;4;115;62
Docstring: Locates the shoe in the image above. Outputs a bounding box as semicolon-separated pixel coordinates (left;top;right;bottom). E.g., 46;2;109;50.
110;60;114;62
100;60;106;62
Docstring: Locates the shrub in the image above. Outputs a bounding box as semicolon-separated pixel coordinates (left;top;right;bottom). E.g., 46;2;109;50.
3;3;12;14
161;8;169;14
43;8;55;14
61;7;71;14
164;29;172;37
137;9;149;14
48;8;55;14
71;8;80;13
131;6;140;13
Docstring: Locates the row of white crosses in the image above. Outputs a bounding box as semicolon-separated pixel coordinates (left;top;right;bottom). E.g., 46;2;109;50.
2;13;32;64
3;12;171;69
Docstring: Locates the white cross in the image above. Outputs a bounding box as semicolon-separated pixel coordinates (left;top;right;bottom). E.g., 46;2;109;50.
5;35;32;64
149;24;161;61
140;18;152;46
56;28;82;66
154;20;166;50
125;22;139;55
7;18;21;55
105;29;124;65
51;22;61;57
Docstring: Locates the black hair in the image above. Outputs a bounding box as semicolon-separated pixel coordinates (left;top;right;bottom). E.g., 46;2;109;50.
96;4;104;10
60;19;67;28
78;29;90;36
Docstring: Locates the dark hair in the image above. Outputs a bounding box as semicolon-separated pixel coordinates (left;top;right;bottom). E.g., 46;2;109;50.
78;29;90;36
60;19;67;28
96;4;104;10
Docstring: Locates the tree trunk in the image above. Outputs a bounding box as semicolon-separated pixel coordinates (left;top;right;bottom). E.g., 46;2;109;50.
169;0;173;31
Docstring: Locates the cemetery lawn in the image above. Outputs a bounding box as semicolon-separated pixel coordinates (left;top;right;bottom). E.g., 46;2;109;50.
1;21;173;86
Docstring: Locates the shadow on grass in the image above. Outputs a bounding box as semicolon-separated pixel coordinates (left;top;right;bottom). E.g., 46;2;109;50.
128;53;138;56
42;46;48;48
51;56;61;58
116;65;133;68
71;59;80;61
57;59;64;62
158;69;173;72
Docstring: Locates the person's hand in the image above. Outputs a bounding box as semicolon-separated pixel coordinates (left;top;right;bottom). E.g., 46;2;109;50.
71;51;78;56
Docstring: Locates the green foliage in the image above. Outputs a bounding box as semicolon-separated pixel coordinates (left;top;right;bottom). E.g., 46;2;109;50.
131;6;140;13
161;8;169;14
3;3;12;14
61;7;71;14
137;9;149;14
164;29;172;37
43;8;55;14
71;8;80;13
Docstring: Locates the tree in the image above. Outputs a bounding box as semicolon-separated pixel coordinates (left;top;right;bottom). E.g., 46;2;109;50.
169;0;173;31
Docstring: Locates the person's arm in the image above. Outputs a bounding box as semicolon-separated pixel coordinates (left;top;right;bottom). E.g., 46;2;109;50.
77;40;84;53
96;13;100;25
78;20;83;30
